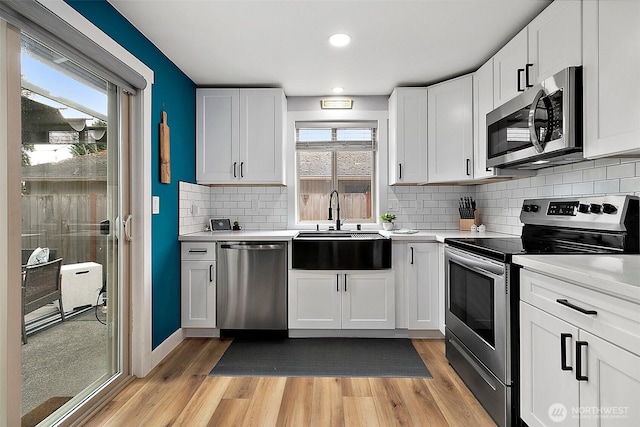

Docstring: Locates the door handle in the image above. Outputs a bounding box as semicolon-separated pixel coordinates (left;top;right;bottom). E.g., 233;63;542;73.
517;68;525;92
123;214;133;242
410;247;414;265
209;264;213;282
337;274;340;292
466;159;471;176
560;333;572;371
399;163;402;180
344;274;348;292
576;341;588;381
240;162;244;178
233;162;237;178
525;63;534;88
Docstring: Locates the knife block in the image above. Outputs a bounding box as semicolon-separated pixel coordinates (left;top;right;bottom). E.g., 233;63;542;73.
459;211;480;231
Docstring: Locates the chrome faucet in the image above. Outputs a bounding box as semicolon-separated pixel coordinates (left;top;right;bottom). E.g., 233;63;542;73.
328;190;341;230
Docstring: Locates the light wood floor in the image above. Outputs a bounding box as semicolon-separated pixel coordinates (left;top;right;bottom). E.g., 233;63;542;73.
82;338;496;427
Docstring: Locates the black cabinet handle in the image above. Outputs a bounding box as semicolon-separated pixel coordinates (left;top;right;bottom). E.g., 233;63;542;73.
344;274;348;292
556;299;597;316
466;159;471;176
561;333;572;371
399;163;402;180
576;341;588;381
188;249;207;253
517;68;525;92
410;247;414;265
337;274;339;292
209;264;213;282
233;162;237;178
240;162;244;178
525;63;534;88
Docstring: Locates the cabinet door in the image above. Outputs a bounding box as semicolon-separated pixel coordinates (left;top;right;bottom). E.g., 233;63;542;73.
528;0;582;85
493;28;528;105
342;270;395;329
288;271;341;329
392;242;407;329
239;89;285;184
406;243;439;330
427;75;473;183
473;59;494;179
583;0;640;158
520;302;579;427
196;89;239;183
579;330;640;427
388;88;428;184
181;261;216;328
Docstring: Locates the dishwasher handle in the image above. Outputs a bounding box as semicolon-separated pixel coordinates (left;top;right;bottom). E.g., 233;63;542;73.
220;243;284;251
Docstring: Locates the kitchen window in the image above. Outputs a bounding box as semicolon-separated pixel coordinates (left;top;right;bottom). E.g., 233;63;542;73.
296;122;377;224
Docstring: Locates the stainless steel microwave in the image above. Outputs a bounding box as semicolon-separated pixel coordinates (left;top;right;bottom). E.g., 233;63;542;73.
486;66;582;170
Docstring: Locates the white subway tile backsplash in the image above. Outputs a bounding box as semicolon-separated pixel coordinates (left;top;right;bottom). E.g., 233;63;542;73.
178;157;639;235
607;163;636;179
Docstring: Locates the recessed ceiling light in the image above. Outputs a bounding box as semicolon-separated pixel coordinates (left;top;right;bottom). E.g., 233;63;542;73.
332;87;344;94
329;33;351;47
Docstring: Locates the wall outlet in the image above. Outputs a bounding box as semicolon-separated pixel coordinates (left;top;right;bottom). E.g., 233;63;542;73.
152;196;160;214
388;200;398;211
191;204;199;216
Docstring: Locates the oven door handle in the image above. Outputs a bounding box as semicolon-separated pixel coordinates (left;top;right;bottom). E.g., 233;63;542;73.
446;248;505;277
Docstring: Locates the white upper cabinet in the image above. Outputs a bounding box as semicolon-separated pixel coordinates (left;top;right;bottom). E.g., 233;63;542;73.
196;88;285;184
427;74;474;183
388;88;428;185
527;0;582;85
473;59;495;180
493;27;529;105
493;0;581;105
583;0;640;158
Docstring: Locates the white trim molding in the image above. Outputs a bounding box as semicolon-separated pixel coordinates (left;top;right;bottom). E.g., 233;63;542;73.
38;0;156;377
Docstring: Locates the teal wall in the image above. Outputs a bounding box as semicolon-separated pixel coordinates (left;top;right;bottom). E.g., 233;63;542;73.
66;0;196;348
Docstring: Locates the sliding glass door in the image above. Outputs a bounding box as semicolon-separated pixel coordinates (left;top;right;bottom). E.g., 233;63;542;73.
19;32;128;425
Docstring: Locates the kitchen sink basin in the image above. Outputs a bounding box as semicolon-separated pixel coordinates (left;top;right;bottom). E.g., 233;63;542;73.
292;231;391;270
295;231;386;239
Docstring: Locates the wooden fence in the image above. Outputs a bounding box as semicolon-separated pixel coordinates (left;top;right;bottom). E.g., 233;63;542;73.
299;192;371;221
21;193;108;266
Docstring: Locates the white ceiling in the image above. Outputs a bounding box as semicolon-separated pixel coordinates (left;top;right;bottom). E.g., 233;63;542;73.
108;0;552;96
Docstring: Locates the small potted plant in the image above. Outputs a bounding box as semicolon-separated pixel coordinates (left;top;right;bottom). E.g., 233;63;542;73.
232;220;241;231
380;213;396;231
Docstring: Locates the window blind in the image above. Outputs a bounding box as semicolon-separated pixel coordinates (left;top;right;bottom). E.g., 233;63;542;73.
296;122;377;151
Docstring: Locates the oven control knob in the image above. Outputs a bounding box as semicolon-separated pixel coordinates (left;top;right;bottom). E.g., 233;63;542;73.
578;203;590;214
522;204;531;212
530;204;539;212
602;203;617;214
590;203;602;214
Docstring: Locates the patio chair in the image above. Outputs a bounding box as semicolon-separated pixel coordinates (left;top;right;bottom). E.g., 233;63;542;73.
22;258;65;344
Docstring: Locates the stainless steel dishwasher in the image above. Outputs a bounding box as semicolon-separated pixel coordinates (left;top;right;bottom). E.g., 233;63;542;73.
217;241;287;333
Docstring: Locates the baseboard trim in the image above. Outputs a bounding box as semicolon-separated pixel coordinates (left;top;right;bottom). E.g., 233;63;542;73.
151;329;183;368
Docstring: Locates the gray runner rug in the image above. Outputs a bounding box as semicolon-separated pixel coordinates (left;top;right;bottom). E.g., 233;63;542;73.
210;337;431;378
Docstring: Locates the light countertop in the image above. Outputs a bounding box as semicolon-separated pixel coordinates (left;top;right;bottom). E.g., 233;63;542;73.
179;229;514;242
513;254;640;303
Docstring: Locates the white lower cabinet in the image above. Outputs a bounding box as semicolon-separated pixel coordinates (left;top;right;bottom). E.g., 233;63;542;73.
520;269;640;427
288;270;395;330
406;243;439;330
181;242;216;328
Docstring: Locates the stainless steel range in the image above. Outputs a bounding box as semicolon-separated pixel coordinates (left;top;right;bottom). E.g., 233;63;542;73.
444;195;639;427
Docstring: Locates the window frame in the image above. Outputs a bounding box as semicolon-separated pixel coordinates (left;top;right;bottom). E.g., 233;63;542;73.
295;125;377;224
286;109;389;230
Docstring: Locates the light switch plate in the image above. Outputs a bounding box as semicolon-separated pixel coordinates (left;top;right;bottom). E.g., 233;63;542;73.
152;196;160;214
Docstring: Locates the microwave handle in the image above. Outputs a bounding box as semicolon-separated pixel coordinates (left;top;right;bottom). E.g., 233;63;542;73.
528;89;548;154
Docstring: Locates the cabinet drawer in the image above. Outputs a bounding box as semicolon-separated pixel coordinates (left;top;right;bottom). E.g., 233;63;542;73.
520;269;640;356
181;242;217;261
